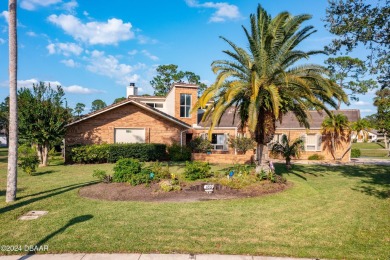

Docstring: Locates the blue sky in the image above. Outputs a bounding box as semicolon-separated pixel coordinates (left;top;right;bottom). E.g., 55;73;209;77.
0;0;378;116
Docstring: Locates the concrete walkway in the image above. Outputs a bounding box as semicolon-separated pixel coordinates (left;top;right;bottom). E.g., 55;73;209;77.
0;254;319;260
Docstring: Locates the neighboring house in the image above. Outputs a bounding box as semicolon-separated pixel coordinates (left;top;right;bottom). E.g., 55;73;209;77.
65;83;360;163
352;129;383;143
0;129;7;147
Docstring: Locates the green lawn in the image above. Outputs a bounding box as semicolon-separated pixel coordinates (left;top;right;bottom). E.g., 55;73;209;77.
352;142;389;158
352;142;385;149
0;148;389;259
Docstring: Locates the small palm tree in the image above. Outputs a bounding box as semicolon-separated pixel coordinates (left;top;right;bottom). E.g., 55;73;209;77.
270;135;304;169
351;119;371;142
321;113;350;160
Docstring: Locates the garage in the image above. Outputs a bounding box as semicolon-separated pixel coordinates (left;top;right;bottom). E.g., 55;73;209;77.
114;128;145;143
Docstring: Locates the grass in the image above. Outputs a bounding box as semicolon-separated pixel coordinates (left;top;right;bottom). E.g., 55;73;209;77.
352;142;389;158
352;142;385;150
0;148;389;259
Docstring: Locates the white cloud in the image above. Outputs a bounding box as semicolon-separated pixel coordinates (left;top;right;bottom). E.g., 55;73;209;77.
20;0;62;11
1;11;9;24
48;14;134;45
17;78;102;94
0;38;5;44
17;79;61;88
46;42;83;56
185;0;242;22
141;50;159;61
353;101;370;106
61;59;79;67
63;85;104;94
17;78;39;88
360;109;374;113
137;35;158;45
83;11;89;16
26;31;37;37
85;50;141;85
62;0;78;13
128;50;138;56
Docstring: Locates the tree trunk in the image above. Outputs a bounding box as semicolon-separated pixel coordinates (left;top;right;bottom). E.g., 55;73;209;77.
6;0;18;203
330;133;336;160
255;143;270;173
37;143;49;166
41;143;49;166
286;157;291;170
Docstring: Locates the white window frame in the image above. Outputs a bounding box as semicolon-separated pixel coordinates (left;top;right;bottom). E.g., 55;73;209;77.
302;133;322;152
180;94;191;118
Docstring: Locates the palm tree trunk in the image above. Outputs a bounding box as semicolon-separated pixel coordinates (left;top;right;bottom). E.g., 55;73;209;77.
6;0;18;203
286;157;291;170
255;143;270;173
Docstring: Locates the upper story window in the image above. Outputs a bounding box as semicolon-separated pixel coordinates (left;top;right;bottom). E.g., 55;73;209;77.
180;94;191;118
146;103;164;108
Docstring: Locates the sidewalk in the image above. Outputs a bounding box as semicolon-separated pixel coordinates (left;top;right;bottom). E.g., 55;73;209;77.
0;253;319;260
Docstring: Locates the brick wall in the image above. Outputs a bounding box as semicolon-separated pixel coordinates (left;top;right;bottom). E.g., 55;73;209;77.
273;129;351;162
192;152;254;164
174;86;198;126
65;102;187;146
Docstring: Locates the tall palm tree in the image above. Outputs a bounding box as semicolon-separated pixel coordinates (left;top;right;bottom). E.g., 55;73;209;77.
321;113;350;160
270;134;304;170
6;0;18;202
194;5;347;171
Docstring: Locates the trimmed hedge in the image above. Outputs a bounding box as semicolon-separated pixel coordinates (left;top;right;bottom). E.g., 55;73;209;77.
70;143;167;163
108;143;167;162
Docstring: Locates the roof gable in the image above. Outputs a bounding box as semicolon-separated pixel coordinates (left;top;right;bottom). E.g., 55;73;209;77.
66;99;191;128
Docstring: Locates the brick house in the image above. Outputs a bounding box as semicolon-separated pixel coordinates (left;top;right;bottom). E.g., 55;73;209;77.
65;83;360;163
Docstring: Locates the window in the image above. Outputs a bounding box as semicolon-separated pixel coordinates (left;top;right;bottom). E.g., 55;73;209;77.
200;133;228;150
268;133;286;148
302;134;322;151
146;103;163;108
211;133;228;150
114;128;145;143
180;94;191;118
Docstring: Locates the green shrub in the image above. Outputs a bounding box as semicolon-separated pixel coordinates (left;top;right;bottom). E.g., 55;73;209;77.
108;143;167;162
308;154;325;160
216;174;258;189
92;169;112;183
184;161;212;180
167;143;192;161
149;161;170;179
70;143;167;163
113;158;143;183
188;137;213;153
257;170;287;184
128;168;151;186
351;148;361;158
71;144;110;163
229;136;255;154
18;144;40;175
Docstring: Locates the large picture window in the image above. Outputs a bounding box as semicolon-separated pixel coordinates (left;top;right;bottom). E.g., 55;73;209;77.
180;94;191;118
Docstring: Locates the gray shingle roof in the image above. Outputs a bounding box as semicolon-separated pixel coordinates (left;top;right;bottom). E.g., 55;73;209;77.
198;109;361;129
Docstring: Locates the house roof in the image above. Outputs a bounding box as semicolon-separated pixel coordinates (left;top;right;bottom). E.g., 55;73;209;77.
198;109;361;129
66;98;191;128
277;109;360;129
198;107;241;128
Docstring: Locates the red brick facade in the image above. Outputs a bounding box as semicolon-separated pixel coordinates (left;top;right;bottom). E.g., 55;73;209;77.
65;102;187;146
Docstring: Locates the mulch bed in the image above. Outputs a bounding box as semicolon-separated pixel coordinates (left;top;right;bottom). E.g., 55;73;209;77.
79;181;291;202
